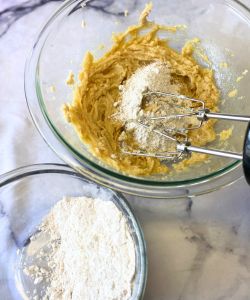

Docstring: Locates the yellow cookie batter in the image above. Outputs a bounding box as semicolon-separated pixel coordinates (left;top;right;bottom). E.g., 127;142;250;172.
64;3;219;176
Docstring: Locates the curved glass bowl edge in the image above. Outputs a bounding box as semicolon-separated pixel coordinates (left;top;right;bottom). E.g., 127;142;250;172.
25;0;247;198
0;163;148;299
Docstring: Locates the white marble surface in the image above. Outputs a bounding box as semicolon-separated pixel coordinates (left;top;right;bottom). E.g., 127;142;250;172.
1;0;250;299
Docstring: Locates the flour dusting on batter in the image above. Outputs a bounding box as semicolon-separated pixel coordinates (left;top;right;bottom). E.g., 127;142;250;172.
64;3;219;176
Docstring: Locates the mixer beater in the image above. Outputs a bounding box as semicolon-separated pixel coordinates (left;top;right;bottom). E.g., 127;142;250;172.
121;92;250;183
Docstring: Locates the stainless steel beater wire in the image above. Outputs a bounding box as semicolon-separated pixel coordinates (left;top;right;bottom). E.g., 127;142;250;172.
144;91;250;122
148;112;197;120
121;150;181;159
143;91;205;106
137;121;177;141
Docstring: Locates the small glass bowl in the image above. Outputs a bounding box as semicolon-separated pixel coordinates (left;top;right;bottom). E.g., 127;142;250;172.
0;164;147;299
25;0;250;198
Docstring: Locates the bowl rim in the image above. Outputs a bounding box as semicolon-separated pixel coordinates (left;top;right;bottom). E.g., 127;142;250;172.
25;0;248;197
0;163;148;299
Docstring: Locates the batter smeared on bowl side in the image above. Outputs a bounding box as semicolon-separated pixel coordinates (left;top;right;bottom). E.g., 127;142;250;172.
64;3;219;176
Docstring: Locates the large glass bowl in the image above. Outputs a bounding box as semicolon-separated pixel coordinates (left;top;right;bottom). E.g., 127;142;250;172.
0;164;147;299
25;0;250;198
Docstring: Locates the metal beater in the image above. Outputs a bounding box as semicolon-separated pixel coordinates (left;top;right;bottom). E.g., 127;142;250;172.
121;92;250;161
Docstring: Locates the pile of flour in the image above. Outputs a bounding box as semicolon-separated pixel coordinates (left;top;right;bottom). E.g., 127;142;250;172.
117;62;180;152
23;196;136;300
118;62;179;121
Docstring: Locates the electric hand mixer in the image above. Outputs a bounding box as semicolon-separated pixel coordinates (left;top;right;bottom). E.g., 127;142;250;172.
121;92;250;184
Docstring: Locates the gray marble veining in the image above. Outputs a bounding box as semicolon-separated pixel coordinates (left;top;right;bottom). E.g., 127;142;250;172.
1;0;250;299
129;180;250;300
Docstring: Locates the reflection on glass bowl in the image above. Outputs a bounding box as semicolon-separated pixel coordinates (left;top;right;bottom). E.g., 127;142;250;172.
25;0;250;197
0;164;147;299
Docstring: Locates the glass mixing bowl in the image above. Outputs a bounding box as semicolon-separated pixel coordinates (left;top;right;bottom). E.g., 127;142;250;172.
0;164;147;299
25;0;250;198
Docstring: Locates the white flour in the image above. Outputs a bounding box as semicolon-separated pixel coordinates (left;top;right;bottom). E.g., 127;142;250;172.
24;196;136;300
118;62;162;122
117;62;180;152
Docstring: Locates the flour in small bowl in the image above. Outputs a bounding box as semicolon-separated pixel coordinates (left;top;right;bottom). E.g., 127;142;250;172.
23;196;136;300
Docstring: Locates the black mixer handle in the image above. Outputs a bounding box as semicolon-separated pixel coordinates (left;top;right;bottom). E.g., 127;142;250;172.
243;122;250;185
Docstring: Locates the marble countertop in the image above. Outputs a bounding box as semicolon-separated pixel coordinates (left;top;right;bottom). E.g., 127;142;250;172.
1;0;250;299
